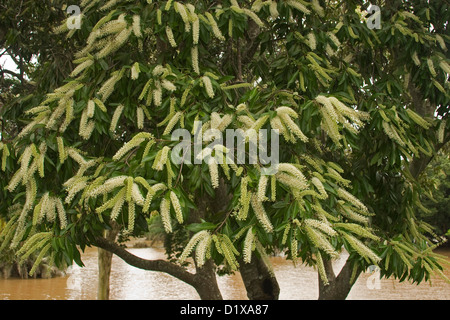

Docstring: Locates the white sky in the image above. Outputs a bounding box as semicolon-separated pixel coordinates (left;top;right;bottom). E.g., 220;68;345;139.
0;54;19;74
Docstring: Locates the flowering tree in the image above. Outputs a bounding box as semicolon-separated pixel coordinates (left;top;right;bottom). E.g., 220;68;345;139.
0;0;449;300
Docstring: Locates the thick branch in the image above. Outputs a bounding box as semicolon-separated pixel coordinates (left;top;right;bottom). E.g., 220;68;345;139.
0;68;22;80
239;254;280;300
94;237;197;286
318;257;361;300
406;81;450;179
410;136;449;178
94;236;223;299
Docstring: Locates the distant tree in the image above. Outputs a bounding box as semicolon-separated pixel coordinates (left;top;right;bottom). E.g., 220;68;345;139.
417;148;450;240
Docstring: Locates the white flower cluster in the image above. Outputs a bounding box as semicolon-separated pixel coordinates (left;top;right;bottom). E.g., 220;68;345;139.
270;106;308;143
341;232;380;264
311;0;324;17
412;51;421;66
174;2;191;32
152;146;171;171
7;143;47;193
242;8;265;28
311;177;328;199
78;11;136;60
214;234;240;270
202;75;215;99
0;142;10;172
257;175;269;202
439;59;450;74
210;112;233;132
274;163;308;192
137;107;145;129
235;176;251;221
179;230;211;267
204;157;218;189
88;175;168;233
286;0;311;15
427;58;437;77
131;62;141;80
166;26;177;47
70;58;94;78
405;108;431;130
251;193;273;233
132;15;142;37
98;70;124;102
243;227;256;264
33;193;67;229
435;34;447;51
170;191;184;224
205;12;225;41
15;232;53;276
315;95;369;147
304;219;337;237
79;100;96;140
337;188;368;213
315;251;329;285
109;104;125;133
113;132;155;161
303;223;339;258
382;121;406;147
160;198;172;233
307;32;316;50
334;223;379;241
338;204;370;225
98;26;133;60
191;45;200;74
437;119;446;144
43;90;77;133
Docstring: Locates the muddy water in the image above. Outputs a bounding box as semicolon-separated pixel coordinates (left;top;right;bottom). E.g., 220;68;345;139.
0;246;449;300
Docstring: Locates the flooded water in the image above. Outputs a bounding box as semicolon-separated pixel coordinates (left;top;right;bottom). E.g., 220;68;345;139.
0;245;449;300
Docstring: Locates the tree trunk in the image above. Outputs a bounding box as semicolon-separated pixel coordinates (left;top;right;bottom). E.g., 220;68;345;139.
318;257;361;300
97;247;113;300
97;225;120;300
193;260;223;300
239;254;280;300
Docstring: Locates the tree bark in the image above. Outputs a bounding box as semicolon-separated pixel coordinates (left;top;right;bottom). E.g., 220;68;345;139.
97;225;120;300
94;237;223;300
193;260;223;300
318;257;361;300
239;254;280;300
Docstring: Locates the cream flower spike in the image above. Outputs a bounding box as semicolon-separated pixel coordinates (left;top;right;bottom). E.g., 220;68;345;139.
210;112;233;132
276;107;308;143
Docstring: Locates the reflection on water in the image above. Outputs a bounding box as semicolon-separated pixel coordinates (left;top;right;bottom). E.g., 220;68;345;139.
1;246;449;300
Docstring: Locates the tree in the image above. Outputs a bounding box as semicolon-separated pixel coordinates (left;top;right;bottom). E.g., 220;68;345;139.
417;147;450;240
0;0;448;300
0;0;78;280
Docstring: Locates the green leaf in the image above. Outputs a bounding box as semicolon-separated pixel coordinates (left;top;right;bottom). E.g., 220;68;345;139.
186;222;218;233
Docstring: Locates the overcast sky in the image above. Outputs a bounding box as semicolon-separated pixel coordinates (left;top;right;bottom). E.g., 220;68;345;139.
0;54;19;75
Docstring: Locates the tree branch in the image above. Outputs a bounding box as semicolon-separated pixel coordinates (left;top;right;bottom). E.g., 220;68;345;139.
406;81;449;179
0;68;22;80
318;257;361;300
236;38;243;82
93;237;197;286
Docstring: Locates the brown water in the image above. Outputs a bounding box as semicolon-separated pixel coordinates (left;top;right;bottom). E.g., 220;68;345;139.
0;245;449;300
